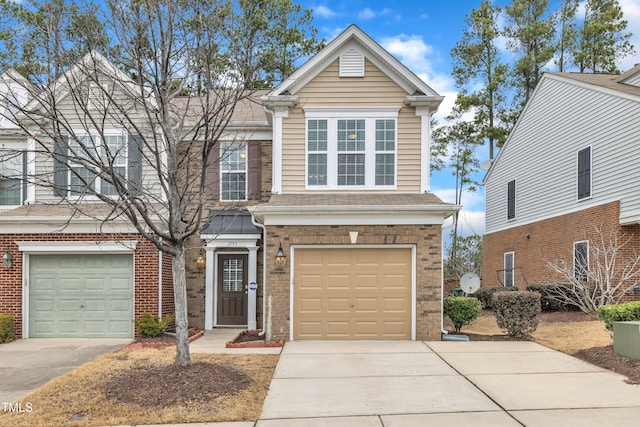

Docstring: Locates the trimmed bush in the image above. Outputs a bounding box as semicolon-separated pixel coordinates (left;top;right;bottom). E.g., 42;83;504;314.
134;313;174;337
526;283;561;311
598;301;640;331
473;286;519;309
493;291;541;337
0;314;15;344
443;296;482;334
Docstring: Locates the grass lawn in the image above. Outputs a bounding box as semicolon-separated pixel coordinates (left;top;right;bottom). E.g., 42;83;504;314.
0;348;278;427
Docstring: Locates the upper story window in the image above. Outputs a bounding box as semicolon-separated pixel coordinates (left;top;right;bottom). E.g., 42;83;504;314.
0;149;23;206
577;147;591;200
54;132;141;198
574;240;589;281
507;179;516;220
305;110;397;190
220;141;247;201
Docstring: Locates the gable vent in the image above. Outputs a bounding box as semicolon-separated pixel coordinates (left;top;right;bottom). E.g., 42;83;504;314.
340;48;365;77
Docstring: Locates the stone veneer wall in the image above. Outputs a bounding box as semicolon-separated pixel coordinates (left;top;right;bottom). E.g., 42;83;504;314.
0;233;161;337
264;224;443;342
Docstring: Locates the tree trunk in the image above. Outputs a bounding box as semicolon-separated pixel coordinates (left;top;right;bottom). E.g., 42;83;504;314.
172;246;191;366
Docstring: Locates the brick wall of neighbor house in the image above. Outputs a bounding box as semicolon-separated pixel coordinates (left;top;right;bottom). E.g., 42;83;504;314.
483;201;640;300
264;224;443;342
161;251;175;327
0;233;161;337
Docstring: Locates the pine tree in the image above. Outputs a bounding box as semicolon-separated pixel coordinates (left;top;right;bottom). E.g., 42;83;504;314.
555;0;579;72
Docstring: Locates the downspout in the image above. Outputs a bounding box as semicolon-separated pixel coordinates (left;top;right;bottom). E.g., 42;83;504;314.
441;218;455;336
158;250;163;318
250;213;267;337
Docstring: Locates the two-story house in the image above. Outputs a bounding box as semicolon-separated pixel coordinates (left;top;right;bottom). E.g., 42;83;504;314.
194;25;458;342
483;65;640;292
1;25;458;342
0;54;175;339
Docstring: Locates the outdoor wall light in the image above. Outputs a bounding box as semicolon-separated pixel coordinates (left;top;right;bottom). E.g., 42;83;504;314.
2;249;12;269
275;243;286;268
196;249;206;270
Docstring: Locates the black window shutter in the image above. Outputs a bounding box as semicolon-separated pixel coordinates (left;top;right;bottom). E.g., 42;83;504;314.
205;145;220;199
247;141;261;200
53;135;68;197
578;147;591;199
128;133;142;195
21;150;27;203
507;180;516;220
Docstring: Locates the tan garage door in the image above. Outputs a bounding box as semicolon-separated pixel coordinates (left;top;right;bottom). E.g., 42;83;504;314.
293;247;412;340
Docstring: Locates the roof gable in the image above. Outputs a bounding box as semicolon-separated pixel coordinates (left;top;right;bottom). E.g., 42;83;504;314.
269;24;439;98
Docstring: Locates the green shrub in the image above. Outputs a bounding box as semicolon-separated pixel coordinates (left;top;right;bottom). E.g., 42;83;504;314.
597;301;640;331
0;314;15;344
134;313;174;337
473;286;519;309
443;296;483;334
526;283;562;311
493;291;541;337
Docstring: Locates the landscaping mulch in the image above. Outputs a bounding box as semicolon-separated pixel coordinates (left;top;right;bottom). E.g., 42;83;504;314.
575;345;640;385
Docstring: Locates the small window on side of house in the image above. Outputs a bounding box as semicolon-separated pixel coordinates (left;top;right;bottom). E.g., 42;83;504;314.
574;241;589;281
504;252;514;287
507;180;516;220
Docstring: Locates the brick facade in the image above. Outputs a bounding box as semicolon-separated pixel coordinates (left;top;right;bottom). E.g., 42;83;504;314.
483;201;640;299
0;233;168;337
263;224;443;342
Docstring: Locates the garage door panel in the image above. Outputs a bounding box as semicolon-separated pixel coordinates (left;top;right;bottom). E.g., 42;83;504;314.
294;247;412;340
29;254;134;338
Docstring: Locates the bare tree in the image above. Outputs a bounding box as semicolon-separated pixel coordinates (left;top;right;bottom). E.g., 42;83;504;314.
544;225;640;312
0;0;321;366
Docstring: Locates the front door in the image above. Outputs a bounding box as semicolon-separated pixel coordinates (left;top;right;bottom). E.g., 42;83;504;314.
217;254;248;325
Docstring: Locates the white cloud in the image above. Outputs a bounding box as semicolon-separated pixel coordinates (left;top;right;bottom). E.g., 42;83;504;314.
358;8;376;20
313;5;337;19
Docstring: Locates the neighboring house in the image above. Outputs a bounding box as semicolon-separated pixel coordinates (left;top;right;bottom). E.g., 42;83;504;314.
0;55;174;339
1;25;458;341
483;64;640;295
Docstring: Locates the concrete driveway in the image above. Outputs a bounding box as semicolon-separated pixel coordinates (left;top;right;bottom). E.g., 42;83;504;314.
258;340;640;427
0;338;129;403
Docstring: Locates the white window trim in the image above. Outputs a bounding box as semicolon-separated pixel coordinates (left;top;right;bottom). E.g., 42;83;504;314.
67;129;128;199
219;141;248;202
576;145;592;202
303;108;399;191
504;251;514;287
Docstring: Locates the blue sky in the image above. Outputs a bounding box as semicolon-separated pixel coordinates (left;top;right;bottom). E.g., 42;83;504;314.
300;0;640;238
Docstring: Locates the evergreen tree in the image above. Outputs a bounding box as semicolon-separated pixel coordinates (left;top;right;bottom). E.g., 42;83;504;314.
451;1;509;160
573;0;635;73
555;0;579;72
504;0;556;106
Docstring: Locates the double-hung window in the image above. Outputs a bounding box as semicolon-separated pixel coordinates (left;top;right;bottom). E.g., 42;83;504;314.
577;147;591;200
305;109;397;189
68;134;127;196
0;149;23;205
220;141;247;201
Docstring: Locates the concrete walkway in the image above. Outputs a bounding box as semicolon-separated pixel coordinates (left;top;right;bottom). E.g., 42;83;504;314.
257;340;640;427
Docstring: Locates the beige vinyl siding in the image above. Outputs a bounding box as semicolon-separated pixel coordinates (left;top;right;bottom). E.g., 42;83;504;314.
485;76;640;233
33;78;159;203
282;59;422;193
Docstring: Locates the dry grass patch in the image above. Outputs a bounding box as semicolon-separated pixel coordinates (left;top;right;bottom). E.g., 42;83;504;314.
0;348;278;427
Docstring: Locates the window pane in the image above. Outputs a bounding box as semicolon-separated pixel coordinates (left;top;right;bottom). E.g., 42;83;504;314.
337;120;365;151
308;120;327;151
574;242;588;280
103;135;126;166
0;178;20;205
504;253;514;287
223;258;244;292
222;172;246;200
221;142;247;172
375;120;395;151
308;153;327;186
70;166;96;195
375;154;394;185
338;154;365;186
101;166;126;196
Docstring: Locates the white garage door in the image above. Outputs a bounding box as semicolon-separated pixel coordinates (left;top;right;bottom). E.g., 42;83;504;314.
293;247;413;340
29;254;134;338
